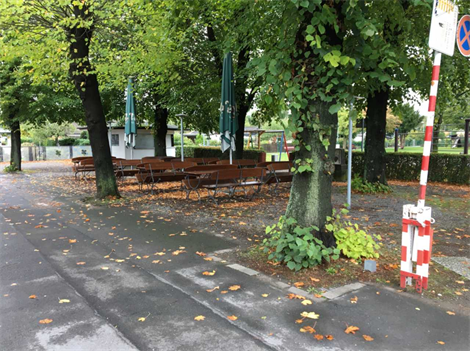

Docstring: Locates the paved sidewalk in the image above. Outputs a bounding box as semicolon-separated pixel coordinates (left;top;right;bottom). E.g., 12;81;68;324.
0;172;469;350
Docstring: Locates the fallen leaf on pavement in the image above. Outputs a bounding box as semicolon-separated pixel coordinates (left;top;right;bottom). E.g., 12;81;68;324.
115;259;125;263
194;315;205;321
76;262;86;265
350;296;358;304
456;281;464;284
196;251;206;257
154;252;165;256
294;282;304;288
202;270;216;276
295;319;304;324
261;294;269;298
59;299;70;304
172;250;185;256
314;334;324;340
220;290;228;294
301;300;312;306
29;295;37;299
227;315;238;321
310;277;320;282
39;319;53;324
300;312;319;319
203;257;213;261
229;285;241;291
455;291;462;296
287;293;305;300
326;335;334;340
101;267;109;270
69;239;77;243
446;311;455;315
437;341;445;345
345;326;359;334
363;335;374;341
138;313;151;322
300;326;316;334
206;286;219;293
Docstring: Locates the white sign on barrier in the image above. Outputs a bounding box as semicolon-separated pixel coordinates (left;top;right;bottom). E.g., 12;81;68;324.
429;0;459;56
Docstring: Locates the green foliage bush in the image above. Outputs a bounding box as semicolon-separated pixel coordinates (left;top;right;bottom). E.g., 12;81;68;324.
351;152;470;185
80;131;89;139
176;146;264;161
263;216;340;271
58;137;76;146
74;138;90;146
351;175;392;194
3;164;19;173
327;209;381;261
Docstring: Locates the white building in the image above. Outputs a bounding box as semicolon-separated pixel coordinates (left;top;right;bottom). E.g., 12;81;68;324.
107;125;178;159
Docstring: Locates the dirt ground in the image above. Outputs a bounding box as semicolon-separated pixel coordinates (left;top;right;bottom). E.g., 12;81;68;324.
5;160;469;302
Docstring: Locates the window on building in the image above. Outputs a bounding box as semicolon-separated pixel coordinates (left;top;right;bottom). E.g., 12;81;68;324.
111;134;119;146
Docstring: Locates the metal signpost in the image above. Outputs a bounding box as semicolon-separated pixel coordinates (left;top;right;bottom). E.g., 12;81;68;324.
400;0;459;293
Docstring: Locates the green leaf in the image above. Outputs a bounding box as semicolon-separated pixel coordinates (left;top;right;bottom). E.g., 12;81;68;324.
328;103;342;114
306;25;314;34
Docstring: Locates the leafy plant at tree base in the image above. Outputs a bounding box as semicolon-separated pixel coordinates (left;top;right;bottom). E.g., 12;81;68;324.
326;209;381;261
263;216;340;271
3;164;19;173
351;175;391;194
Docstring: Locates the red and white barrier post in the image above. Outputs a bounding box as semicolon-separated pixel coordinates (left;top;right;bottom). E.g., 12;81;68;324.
400;52;440;293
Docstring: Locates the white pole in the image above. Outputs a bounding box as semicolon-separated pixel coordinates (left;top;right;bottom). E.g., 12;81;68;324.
229;148;232;165
180;115;184;161
347;101;353;209
130;134;133;160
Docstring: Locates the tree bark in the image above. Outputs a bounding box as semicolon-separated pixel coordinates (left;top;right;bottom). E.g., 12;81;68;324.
10;118;21;171
432;111;443;153
364;88;389;184
68;5;119;198
153;99;168;157
285;102;338;247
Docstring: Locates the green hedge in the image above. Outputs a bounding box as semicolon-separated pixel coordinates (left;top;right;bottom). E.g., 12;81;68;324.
351;152;470;185
58;137;77;146
176;146;265;161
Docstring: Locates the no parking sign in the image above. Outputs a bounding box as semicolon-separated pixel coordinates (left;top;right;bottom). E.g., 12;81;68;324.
456;15;470;57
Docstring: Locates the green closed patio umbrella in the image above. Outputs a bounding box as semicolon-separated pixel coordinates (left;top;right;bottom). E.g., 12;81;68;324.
219;52;238;164
125;77;137;159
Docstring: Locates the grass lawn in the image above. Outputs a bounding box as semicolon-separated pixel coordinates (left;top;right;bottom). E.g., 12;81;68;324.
385;146;465;154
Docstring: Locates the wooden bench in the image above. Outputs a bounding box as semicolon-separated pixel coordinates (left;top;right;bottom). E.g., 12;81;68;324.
73;158;96;180
136;161;196;193
265;162;293;193
215;159;257;168
183;167;267;204
182;164;238;200
115;159;143;182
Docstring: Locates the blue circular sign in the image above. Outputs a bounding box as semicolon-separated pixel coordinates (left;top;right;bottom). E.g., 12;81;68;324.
456;15;470;57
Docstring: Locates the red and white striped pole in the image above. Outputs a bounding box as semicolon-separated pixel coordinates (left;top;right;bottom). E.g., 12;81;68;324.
400;51;440;293
418;51;442;208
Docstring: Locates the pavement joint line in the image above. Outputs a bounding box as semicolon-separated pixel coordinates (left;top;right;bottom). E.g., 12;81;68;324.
322;282;365;300
226;263;259;276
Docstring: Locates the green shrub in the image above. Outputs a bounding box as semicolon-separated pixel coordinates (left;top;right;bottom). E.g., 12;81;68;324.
176;146;265;161
4;164;19;173
74;138;90;146
58;137;76;146
351;152;470;185
80;131;89;139
351;175;392;194
326;209;381;261
263;216;340;271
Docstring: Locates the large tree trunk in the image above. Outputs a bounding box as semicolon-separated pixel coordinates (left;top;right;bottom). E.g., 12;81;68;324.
154;100;168;157
68;5;119;198
285;102;338;247
10;119;21;171
363;88;389;184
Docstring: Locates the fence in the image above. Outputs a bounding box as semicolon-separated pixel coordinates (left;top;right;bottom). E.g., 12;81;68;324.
0;146;92;162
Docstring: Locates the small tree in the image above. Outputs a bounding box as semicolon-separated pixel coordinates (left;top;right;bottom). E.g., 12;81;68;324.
393;104;424;149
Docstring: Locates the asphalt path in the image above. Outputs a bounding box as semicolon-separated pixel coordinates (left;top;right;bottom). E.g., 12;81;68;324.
0;169;468;351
